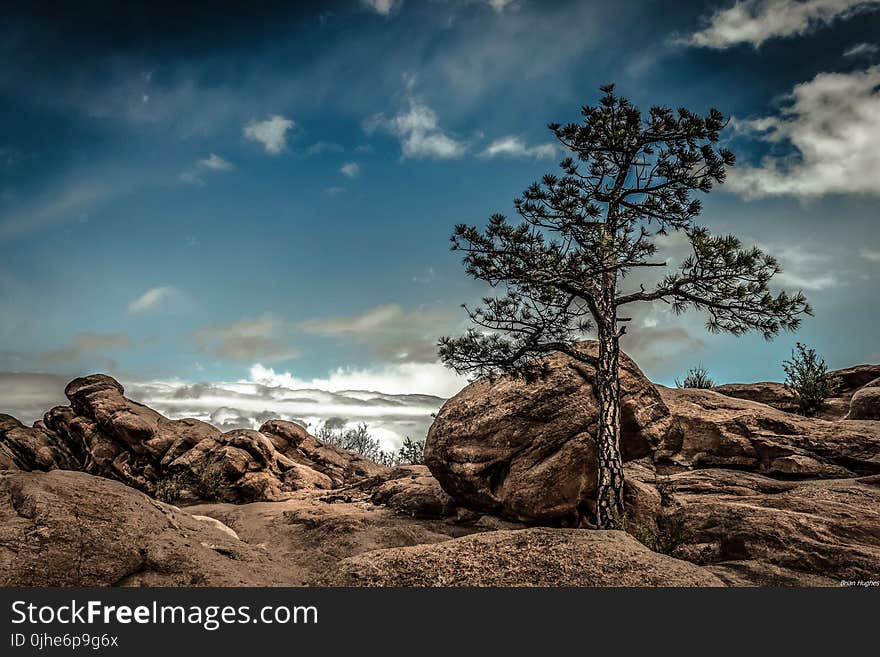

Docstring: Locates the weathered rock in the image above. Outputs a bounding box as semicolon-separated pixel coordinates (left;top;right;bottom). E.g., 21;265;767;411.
659;386;880;478
323;528;724;586
623;467;880;586
44;375;221;493
0;414;81;472
370;465;457;517
35;375;367;503
0;470;295;586
829;364;880;393
425;342;680;523
259;419;387;486
711;382;798;412
846;381;880;420
186;488;479;585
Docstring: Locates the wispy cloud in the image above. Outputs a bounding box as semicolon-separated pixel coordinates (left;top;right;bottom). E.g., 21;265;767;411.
178;153;234;185
128;286;180;313
0;180;109;242
366;97;467;159
41;332;131;364
688;0;880;49
302;303;403;337
728;65;880;198
844;41;880;57
759;242;842;290
302;303;457;363
361;0;401;15
243;115;296;154
859;248;880;262
192;314;297;363
480;135;556;159
340;161;360;177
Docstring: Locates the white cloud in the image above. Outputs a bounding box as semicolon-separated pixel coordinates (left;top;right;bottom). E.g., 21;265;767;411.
728;65;880;198
362;0;400;15
128;286;179;313
250;361;466;398
178;153;234;185
367;98;467;159
487;0;516;11
689;0;880;49
760;242;841;290
243;115;295;154
340;161;360;177
480;135;556;159
859;248;880;262
199;153;234;171
844;42;880;57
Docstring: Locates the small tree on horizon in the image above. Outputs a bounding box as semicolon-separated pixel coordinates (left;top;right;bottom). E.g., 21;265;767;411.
439;85;810;529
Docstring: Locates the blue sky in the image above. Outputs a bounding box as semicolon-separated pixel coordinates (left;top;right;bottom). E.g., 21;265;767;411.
1;0;879;424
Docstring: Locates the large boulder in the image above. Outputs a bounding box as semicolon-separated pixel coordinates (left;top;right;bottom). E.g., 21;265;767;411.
846;379;880;420
425;342;680;524
659;386;880;478
323;528;724;587
369;465;458;518
0;470;295;586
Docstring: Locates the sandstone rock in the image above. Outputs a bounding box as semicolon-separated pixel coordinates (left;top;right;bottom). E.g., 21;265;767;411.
846;382;880;420
659;386;880;478
370;465;457;517
829;364;880;393
35;375;367;503
710;382;798;411
425;342;679;523
0;470;295;586
259;419;387;486
323;528;724;586
0;414;81;472
44;375;220;493
186;488;479;585
627;468;880;586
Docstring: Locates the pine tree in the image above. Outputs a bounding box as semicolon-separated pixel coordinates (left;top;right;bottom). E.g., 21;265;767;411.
439;85;810;529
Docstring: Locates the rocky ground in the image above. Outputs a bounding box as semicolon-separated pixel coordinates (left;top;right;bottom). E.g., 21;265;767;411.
1;346;878;587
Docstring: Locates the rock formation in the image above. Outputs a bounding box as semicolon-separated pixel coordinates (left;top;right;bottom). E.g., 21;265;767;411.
2;351;880;587
2;374;385;504
425;343;680;523
323;528;725;587
846;378;880;420
0;469;294;586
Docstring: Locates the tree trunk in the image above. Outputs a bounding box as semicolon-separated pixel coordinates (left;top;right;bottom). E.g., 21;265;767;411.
594;311;624;529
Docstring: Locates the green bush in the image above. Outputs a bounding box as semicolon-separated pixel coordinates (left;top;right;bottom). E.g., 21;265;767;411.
782;342;840;416
675;365;714;389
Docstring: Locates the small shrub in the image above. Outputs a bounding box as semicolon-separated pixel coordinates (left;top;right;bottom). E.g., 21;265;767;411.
154;472;184;504
675;365;714;389
396;437;426;465
782;342;840;416
192;462;232;502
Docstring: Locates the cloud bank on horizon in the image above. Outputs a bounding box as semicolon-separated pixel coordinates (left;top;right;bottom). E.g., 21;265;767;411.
1;0;879;431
